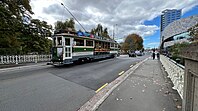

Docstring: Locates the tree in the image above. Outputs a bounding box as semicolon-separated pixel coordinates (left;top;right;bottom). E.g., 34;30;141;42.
20;19;52;54
90;28;96;35
122;33;143;52
90;24;110;39
55;18;75;31
121;43;130;53
96;24;103;36
0;1;53;55
188;23;198;42
102;28;109;38
169;42;189;65
30;19;52;37
0;0;33;55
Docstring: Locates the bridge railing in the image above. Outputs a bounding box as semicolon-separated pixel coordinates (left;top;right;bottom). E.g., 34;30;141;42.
160;55;185;99
0;55;52;64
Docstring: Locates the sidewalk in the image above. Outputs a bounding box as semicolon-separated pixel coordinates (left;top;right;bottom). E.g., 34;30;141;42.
97;58;182;111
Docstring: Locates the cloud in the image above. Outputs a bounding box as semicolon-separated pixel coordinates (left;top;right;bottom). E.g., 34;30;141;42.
147;42;160;46
30;0;198;43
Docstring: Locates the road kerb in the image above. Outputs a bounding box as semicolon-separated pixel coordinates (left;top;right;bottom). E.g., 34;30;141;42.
78;57;149;111
118;71;125;76
95;83;108;93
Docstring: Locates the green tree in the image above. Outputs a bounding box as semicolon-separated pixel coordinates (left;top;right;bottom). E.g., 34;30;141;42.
0;0;33;55
20;19;52;54
169;42;190;65
55;18;75;31
90;28;96;35
102;28;110;38
0;1;53;55
96;24;103;36
90;24;110;38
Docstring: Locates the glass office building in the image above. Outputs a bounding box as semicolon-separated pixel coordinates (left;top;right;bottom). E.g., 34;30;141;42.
161;9;182;32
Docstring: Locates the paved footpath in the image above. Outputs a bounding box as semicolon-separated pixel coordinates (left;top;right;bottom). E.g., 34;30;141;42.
97;58;182;111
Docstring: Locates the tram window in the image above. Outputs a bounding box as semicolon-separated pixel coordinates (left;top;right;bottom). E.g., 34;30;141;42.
57;37;62;45
53;37;56;46
86;40;93;46
65;38;70;46
107;43;110;48
74;38;84;46
115;44;118;48
95;41;99;48
110;43;114;47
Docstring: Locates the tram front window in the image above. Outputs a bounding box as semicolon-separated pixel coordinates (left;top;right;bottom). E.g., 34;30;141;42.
53;37;56;46
57;37;62;45
65;38;70;46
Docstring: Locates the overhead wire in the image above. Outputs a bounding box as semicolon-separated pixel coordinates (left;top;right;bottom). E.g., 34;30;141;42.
61;3;87;32
54;0;87;32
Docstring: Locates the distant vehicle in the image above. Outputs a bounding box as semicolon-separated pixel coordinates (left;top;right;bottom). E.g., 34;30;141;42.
51;29;120;65
135;50;143;56
136;52;143;56
128;52;136;57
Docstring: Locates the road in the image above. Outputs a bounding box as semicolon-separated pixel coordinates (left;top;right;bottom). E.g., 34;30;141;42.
0;55;148;111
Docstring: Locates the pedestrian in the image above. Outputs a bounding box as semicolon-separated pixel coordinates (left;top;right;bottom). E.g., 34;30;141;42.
152;52;155;60
157;52;160;60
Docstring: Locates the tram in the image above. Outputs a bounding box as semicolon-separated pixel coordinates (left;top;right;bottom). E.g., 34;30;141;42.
51;29;120;65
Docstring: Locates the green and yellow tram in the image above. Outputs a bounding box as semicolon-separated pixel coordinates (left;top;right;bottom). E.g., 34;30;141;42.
51;29;120;65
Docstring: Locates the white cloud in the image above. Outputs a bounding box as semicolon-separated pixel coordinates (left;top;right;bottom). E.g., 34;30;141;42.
147;42;160;46
30;0;198;43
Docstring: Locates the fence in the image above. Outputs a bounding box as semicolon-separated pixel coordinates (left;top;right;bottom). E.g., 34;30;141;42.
0;55;52;64
160;55;185;99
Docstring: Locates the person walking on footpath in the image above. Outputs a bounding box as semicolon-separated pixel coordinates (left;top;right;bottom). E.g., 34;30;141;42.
152;51;155;60
157;52;160;60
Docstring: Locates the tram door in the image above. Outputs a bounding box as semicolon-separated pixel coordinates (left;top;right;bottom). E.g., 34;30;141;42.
63;37;73;59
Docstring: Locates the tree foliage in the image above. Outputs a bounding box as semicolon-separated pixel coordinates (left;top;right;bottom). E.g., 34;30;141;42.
122;34;143;52
170;42;189;57
188;23;198;42
54;18;75;31
90;24;110;38
169;42;190;65
0;1;52;55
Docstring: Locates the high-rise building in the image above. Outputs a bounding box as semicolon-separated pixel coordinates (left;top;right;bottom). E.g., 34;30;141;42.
160;9;182;32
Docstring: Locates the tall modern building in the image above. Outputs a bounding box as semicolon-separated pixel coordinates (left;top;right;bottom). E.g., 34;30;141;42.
160;9;182;32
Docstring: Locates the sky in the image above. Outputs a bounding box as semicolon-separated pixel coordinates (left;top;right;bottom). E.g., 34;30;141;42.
30;0;198;48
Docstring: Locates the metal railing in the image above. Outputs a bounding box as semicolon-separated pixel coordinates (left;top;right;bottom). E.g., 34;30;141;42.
0;55;52;64
160;55;185;99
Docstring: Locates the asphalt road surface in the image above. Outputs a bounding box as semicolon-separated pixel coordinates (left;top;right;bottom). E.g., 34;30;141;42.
0;55;148;111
